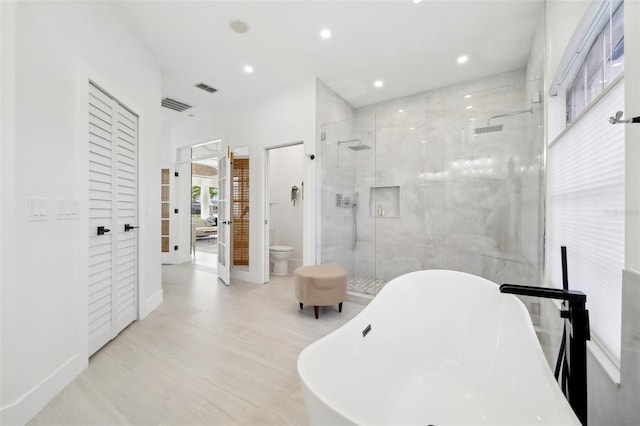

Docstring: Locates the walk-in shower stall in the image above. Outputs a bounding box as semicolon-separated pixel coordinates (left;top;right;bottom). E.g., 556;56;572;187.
319;77;544;296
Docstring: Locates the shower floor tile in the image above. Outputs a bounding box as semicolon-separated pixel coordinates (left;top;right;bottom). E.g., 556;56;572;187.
347;274;386;295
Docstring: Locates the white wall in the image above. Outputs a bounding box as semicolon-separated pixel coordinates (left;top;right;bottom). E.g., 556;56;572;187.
170;79;317;283
543;1;640;424
0;2;162;424
268;144;304;271
626;0;640;273
619;1;640;424
545;0;591;83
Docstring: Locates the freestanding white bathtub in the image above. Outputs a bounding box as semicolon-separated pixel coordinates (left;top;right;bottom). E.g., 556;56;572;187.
297;270;581;425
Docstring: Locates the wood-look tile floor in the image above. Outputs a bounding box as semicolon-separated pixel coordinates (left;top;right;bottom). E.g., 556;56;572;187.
29;261;364;425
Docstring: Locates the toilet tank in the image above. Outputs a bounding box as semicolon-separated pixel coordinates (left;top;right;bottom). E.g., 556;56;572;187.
269;228;275;245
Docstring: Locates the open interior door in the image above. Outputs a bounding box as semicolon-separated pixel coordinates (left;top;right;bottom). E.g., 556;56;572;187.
217;148;232;284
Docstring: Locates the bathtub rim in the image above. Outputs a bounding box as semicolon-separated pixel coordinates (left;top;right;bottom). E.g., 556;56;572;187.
297;269;579;425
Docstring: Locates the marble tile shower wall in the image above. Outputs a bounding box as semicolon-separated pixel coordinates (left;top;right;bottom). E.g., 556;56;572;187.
349;69;544;288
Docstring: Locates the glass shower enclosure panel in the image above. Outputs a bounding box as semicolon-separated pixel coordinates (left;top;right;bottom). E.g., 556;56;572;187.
371;100;443;293
441;81;544;286
319;115;377;294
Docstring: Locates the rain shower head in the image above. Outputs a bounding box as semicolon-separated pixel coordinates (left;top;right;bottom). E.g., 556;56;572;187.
474;124;504;134
474;107;533;135
338;139;372;150
348;144;372;151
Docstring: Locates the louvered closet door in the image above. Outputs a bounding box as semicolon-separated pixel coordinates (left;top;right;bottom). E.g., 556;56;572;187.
88;82;138;356
114;105;138;334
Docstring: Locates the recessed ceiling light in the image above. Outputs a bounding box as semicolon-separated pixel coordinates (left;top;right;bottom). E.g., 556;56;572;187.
421;140;427;144
398;109;405;113
320;28;331;39
244;65;254;73
465;94;472;98
413;0;422;3
409;127;415;130
466;105;473;110
374;80;384;88
457;55;469;64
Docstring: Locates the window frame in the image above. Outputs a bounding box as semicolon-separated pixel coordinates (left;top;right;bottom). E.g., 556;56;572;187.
566;1;624;123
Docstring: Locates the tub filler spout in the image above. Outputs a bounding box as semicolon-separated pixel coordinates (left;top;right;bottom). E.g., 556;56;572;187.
499;284;590;426
500;248;590;426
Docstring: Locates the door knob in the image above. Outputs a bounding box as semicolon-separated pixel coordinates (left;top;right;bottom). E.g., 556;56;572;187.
124;224;140;232
97;226;111;235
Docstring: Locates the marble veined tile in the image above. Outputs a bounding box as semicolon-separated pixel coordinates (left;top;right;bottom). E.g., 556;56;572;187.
318;70;544;295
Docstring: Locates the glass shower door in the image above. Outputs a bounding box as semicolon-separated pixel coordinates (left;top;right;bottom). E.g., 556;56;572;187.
319;115;377;295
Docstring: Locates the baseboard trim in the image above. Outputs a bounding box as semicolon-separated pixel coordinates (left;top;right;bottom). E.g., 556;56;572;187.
140;289;163;319
0;354;85;425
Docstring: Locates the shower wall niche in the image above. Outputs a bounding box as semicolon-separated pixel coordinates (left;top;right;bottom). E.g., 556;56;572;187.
370;186;399;217
319;70;544;296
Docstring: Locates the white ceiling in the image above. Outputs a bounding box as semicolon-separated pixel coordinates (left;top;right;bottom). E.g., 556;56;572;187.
117;1;544;124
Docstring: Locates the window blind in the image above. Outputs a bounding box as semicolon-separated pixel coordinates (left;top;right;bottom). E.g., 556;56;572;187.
232;158;250;266
547;79;625;364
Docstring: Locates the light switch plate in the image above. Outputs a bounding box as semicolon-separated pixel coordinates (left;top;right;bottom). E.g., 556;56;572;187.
56;199;79;220
27;198;49;221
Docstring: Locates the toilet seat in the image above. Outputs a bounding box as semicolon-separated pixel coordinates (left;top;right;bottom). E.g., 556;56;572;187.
270;245;293;252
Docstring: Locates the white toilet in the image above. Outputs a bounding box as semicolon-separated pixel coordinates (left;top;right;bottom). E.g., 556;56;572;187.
269;229;294;276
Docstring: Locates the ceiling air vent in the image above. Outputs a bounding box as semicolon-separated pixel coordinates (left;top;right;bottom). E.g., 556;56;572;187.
161;98;192;112
195;83;218;94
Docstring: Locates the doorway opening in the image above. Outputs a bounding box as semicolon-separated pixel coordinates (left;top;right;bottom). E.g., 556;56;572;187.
177;139;221;269
191;160;219;258
265;142;304;281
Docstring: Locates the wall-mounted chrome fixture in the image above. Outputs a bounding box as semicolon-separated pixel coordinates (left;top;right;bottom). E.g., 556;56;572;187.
609;111;640;124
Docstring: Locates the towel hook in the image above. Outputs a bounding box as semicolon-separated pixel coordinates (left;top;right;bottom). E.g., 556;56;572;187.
609;111;640;124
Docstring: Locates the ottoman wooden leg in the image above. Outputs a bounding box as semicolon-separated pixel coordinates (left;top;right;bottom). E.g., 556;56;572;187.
339;302;343;313
299;302;303;310
314;306;319;319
